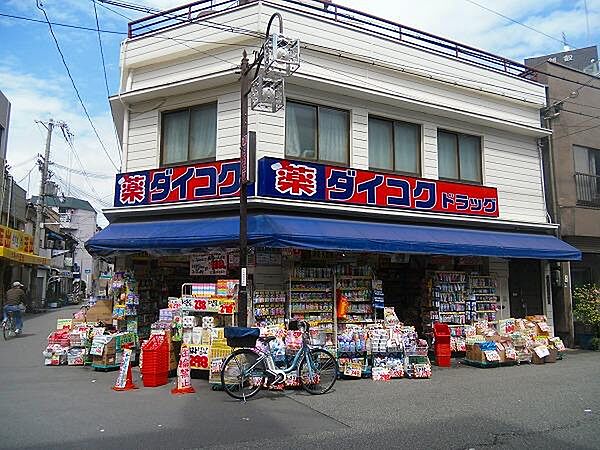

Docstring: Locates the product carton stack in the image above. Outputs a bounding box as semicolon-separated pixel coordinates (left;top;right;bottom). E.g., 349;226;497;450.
463;316;565;368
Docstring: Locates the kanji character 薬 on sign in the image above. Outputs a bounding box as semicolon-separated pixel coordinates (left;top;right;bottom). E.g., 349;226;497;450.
118;174;147;205
272;161;317;196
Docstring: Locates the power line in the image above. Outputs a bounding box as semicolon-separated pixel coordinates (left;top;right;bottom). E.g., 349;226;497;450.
17;165;37;184
36;1;120;172
51;162;113;179
59;127;104;199
92;0;123;167
463;0;566;45
96;1;246;70
0;11;125;34
553;122;600;142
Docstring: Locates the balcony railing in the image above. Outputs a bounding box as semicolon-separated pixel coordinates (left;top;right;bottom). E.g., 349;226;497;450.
127;0;536;79
575;172;600;208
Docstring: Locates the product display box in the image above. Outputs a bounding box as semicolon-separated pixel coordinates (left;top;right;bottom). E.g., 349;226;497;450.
79;300;114;324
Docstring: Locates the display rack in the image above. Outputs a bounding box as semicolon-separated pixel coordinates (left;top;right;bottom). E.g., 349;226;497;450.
426;271;467;330
336;275;374;325
289;267;334;338
467;275;499;323
253;290;286;326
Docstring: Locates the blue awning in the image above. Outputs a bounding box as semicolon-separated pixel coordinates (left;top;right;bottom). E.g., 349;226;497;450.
86;214;581;260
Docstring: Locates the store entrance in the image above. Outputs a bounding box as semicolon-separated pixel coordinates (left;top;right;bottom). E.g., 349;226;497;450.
509;259;543;317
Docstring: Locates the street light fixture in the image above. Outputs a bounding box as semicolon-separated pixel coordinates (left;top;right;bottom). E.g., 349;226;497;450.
249;70;285;113
237;13;300;326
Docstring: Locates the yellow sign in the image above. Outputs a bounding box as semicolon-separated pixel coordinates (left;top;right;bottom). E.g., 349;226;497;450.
0;247;49;265
0;225;46;265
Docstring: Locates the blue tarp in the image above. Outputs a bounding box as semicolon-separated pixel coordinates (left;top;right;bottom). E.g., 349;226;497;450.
86;214;581;260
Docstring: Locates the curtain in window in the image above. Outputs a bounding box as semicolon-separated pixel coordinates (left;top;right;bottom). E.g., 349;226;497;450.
394;121;419;174
369;118;393;170
459;134;482;182
162;110;189;165
285;102;316;159
319;107;349;164
438;131;458;179
189;103;217;161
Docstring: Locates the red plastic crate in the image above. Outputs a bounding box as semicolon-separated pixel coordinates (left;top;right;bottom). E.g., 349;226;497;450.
433;323;451;337
434;348;452;357
142;371;168;387
435;355;451;367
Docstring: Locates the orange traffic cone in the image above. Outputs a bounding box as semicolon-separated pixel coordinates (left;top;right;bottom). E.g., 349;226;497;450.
113;347;138;391
171;344;195;395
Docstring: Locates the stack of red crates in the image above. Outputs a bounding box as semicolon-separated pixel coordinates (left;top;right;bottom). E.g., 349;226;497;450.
141;335;169;387
433;323;451;367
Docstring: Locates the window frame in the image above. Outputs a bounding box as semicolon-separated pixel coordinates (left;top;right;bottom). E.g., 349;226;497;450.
573;145;600;176
159;101;218;167
437;129;483;184
368;114;422;176
284;99;350;166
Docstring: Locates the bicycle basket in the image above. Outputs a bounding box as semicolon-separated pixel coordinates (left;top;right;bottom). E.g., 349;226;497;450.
224;327;260;348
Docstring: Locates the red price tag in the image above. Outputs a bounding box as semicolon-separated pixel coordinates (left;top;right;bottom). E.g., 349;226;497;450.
194;299;207;311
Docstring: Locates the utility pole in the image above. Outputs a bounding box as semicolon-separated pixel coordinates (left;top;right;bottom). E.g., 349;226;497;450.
34;119;53;255
238;52;250;327
237;13;299;326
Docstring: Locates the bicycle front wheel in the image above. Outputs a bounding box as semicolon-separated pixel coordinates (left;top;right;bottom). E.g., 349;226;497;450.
220;348;266;400
300;348;338;395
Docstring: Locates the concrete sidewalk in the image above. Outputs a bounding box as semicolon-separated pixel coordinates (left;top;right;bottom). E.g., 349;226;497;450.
0;306;598;449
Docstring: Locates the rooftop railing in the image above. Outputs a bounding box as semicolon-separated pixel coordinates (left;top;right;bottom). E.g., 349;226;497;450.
127;0;536;79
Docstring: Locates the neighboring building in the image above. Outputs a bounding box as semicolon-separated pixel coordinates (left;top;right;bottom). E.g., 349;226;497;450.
525;45;598;75
32;195;98;293
92;0;579;339
526;47;600;345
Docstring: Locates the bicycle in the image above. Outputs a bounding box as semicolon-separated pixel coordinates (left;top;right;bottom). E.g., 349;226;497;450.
220;321;338;401
2;310;18;340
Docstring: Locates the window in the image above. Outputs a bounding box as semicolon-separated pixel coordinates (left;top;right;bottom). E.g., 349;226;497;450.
285;100;349;165
437;130;482;183
368;116;420;174
574;145;600;207
574;145;600;176
161;102;217;166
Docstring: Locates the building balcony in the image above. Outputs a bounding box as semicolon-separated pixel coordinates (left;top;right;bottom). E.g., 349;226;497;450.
575;172;600;208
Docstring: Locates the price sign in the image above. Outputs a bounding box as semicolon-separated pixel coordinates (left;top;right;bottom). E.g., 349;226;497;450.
188;345;210;369
190;250;227;276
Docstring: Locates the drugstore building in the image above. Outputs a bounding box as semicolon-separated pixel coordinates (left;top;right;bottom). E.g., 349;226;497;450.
87;0;580;346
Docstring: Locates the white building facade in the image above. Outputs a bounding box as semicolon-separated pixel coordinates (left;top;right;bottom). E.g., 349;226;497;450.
93;0;580;336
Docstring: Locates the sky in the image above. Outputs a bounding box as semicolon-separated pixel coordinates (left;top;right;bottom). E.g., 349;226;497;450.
0;0;599;227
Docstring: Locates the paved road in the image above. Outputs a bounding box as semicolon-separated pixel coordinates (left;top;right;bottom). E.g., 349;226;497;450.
0;306;598;450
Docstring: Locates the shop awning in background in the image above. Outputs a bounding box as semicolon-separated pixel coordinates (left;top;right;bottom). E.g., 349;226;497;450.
86;214;581;261
0;247;50;265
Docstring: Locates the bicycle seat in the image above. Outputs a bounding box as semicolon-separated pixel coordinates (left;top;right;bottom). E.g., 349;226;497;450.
258;336;277;344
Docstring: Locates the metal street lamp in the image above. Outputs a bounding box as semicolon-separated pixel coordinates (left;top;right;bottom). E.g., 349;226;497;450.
238;13;300;326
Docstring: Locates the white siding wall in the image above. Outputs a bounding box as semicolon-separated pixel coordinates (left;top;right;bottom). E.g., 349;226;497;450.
121;2;546;130
124;81;546;224
125;84;240;171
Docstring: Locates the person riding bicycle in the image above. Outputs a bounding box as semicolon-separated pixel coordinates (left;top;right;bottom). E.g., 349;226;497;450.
3;281;25;334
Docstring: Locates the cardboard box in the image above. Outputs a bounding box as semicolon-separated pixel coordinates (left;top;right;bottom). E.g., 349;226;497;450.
93;352;117;366
83;300;114;323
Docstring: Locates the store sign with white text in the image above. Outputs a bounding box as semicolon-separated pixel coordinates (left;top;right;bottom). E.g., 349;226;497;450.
257;157;499;217
113;159;241;207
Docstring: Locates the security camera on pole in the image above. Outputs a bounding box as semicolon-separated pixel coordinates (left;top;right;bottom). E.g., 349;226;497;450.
238;13;300;326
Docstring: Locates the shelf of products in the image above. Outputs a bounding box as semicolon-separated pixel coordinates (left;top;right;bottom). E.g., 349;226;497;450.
253;290;286;327
289;268;335;338
466;275;499;323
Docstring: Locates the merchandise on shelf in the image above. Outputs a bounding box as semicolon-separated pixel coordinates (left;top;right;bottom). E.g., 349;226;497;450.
253;290;287;326
337;274;374;325
466;275;499;323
